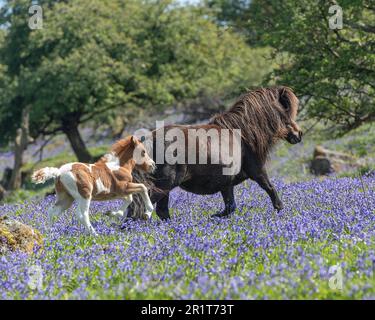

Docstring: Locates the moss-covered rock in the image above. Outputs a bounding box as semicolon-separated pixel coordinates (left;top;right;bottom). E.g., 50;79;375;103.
0;216;43;255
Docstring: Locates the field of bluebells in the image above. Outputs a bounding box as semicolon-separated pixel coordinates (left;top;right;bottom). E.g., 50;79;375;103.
1;173;374;299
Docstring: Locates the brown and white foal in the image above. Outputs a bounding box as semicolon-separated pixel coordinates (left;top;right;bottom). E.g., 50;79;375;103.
31;136;155;236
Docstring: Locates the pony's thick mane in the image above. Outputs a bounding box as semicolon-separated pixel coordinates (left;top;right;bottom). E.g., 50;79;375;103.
209;86;298;162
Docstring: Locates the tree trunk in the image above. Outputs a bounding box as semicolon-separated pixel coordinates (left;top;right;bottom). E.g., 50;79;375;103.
0;183;5;201
9;106;31;190
62;118;92;163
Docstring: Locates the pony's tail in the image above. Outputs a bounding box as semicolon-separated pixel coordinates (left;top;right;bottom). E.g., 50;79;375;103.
31;167;61;184
127;170;154;219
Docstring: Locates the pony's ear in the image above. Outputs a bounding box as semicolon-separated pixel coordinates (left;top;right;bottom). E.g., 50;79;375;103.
278;87;291;111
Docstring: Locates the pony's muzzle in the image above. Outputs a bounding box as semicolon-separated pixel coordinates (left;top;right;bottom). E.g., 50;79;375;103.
286;130;302;144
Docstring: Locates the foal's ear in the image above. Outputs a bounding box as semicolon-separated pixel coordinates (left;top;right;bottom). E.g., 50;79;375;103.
130;135;138;146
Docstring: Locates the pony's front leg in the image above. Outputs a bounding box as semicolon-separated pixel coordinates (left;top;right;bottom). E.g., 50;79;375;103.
126;183;153;219
212;186;237;218
251;169;283;211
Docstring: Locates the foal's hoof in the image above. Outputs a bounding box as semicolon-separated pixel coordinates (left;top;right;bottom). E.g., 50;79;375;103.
104;210;112;216
105;210;124;218
141;211;152;220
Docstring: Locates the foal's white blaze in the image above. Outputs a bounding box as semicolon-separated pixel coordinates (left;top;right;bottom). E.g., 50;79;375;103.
95;178;110;195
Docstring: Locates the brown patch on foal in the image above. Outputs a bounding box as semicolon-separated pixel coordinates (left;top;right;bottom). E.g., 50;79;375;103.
60;137;153;200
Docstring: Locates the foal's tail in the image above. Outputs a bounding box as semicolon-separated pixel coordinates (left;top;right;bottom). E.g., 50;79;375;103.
31;167;61;184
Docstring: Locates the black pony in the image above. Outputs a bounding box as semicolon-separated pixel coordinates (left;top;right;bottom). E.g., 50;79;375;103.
129;86;303;219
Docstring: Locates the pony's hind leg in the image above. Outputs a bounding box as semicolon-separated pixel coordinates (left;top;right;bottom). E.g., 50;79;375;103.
155;192;170;220
211;186;237;218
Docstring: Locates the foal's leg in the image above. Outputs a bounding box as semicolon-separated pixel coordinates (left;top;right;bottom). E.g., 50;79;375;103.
106;194;133;219
77;197;98;236
126;183;153;219
48;191;74;228
121;194;133;213
212;185;237;218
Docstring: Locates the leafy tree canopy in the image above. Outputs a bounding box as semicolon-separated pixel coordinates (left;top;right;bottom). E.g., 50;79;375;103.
0;0;272;161
210;0;375;134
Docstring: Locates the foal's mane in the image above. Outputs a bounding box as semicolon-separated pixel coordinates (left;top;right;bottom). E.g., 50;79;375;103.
209;86;298;162
96;137;134;164
110;136;133;156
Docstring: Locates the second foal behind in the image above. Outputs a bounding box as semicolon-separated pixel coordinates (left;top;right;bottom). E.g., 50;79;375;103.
31;136;155;236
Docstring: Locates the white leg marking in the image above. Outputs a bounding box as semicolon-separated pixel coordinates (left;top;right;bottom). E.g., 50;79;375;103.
77;197;97;236
139;185;153;219
106;195;133;219
121;194;133;212
60;172;97;236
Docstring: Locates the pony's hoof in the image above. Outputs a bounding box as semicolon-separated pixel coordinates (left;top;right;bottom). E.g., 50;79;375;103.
211;211;232;218
275;204;284;212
